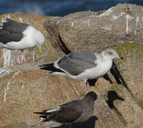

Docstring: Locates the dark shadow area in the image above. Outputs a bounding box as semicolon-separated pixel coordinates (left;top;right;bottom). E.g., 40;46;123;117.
103;74;113;84
78;116;97;128
87;73;113;87
106;90;124;109
52;116;98;128
110;62;134;97
111;62;128;89
106;91;127;125
58;34;71;55
87;79;97;86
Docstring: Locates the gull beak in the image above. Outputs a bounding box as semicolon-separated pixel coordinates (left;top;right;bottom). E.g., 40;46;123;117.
38;47;41;54
116;56;124;60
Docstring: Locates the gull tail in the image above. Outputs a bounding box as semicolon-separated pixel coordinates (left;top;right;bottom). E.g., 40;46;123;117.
34;112;52;115
34;108;59;122
39;63;63;73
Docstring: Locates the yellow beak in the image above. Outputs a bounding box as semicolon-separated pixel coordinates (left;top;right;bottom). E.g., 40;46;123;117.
116;56;124;60
38;47;41;54
116;56;120;59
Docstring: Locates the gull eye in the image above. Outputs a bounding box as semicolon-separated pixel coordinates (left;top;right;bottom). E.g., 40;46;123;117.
108;52;113;55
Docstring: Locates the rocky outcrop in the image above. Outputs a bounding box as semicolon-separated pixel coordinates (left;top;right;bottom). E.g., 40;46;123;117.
1;3;143;128
44;3;143;53
114;43;143;100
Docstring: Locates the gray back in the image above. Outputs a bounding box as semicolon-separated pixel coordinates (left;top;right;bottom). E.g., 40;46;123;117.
58;52;97;75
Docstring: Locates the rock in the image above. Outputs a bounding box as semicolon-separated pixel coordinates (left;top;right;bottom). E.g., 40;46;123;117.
44;3;143;52
1;3;143;128
113;43;143;102
3;123;42;128
0;69;85;127
92;95;126;128
109;84;143;127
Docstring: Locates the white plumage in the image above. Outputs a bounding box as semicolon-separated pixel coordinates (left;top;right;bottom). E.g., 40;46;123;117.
40;49;123;93
0;18;45;64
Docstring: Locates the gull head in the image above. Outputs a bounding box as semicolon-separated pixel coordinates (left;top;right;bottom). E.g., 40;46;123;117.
34;30;45;54
103;48;123;60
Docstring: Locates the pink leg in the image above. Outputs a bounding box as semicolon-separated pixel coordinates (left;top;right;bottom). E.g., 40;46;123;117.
15;50;33;64
22;50;26;63
21;50;33;64
15;50;26;64
15;51;18;64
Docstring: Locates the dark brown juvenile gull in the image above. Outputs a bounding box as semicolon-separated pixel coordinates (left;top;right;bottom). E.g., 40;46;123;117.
40;49;123;93
34;91;97;128
0;18;45;64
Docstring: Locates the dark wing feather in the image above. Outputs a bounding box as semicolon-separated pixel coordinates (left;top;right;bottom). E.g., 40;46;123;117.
35;100;82;123
52;100;82;123
60;100;78;107
2;19;29;33
0;18;28;43
34;107;81;123
34;111;57;122
53;110;81;123
34;112;53;116
39;63;64;72
0;31;23;44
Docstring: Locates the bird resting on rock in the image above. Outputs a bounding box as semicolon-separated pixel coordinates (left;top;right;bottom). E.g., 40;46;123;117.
40;48;123;93
0;18;45;64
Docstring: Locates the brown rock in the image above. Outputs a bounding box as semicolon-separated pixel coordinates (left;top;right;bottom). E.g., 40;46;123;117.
109;84;143;126
113;43;143;101
0;69;85;127
1;3;143;128
93;95;126;128
3;123;45;128
94;77;112;99
44;3;143;53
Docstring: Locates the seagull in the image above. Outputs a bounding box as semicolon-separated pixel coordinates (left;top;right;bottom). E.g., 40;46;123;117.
34;91;97;128
40;49;123;94
0;18;45;64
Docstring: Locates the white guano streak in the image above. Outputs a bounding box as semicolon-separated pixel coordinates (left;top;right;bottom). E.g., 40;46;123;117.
125;14;134;34
112;12;126;19
4;71;20;102
71;22;74;27
3;49;11;67
19;18;22;23
0;49;13;78
0;16;13;78
134;16;139;35
33;48;35;62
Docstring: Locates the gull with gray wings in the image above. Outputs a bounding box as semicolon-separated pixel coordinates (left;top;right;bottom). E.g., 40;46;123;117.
40;49;123;93
0;18;45;64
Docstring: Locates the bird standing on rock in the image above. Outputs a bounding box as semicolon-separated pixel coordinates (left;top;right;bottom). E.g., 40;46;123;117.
34;91;97;128
40;48;123;94
0;18;45;64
